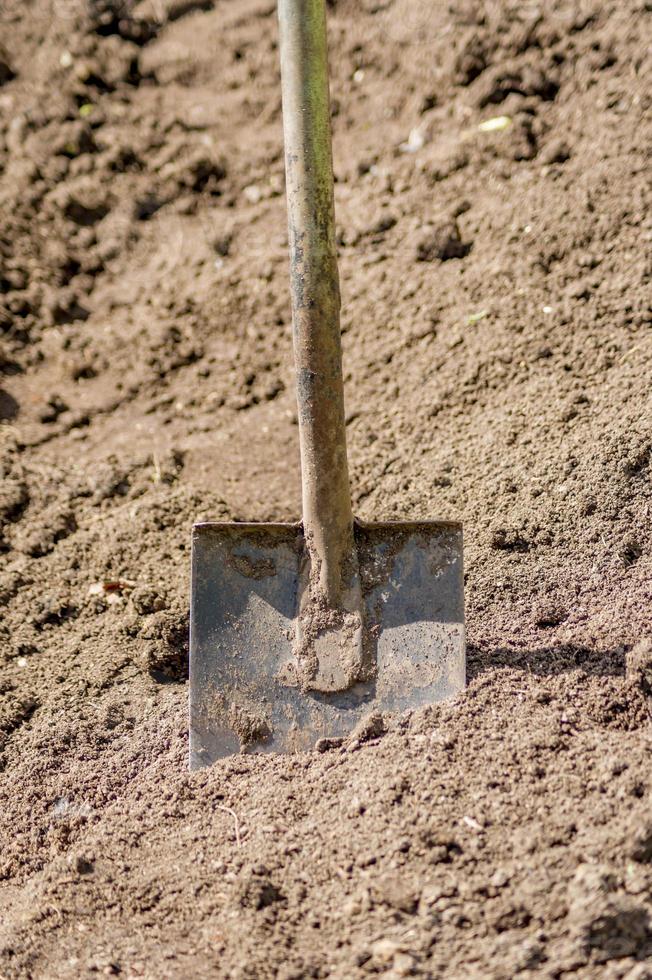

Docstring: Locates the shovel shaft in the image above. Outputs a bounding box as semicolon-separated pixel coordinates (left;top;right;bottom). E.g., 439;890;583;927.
278;0;354;604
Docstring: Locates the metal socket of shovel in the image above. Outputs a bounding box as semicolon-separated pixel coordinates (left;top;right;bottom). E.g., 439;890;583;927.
189;0;465;767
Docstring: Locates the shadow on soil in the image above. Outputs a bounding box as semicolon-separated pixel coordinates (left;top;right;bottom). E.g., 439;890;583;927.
467;642;628;680
0;389;19;421
166;640;630;686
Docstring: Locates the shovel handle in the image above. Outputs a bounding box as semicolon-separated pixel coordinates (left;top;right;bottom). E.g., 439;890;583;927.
278;0;355;604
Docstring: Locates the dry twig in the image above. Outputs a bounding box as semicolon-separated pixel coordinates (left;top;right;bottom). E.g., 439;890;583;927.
216;804;242;846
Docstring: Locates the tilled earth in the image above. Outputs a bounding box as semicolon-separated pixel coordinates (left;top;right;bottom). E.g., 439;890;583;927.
1;0;651;977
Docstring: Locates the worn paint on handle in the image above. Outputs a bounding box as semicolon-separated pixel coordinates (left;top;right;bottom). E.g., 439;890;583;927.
277;0;366;691
278;0;356;608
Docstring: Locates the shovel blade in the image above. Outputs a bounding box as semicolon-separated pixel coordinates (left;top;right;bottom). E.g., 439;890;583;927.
189;520;464;768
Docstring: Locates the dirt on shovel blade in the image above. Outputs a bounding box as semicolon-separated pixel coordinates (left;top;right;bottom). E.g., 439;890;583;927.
0;1;651;978
189;520;464;763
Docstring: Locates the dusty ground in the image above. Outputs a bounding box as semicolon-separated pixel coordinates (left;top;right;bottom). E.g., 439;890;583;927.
1;0;651;976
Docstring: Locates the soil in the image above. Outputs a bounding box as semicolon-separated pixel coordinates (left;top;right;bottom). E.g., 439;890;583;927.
1;0;651;977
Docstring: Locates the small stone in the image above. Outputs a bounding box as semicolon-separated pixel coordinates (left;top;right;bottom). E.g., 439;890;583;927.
400;127;426;153
478;114;512;133
394;952;417;976
490;868;510;889
370;938;404;965
243;184;262;204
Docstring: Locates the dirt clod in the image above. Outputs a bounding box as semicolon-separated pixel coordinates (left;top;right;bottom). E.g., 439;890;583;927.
371;873;419;913
347;710;388;746
229;704;272;747
13;507;77;558
315;736;344;753
131;586;167;615
236;866;284;911
0;47;15;85
627;639;652;696
540;137;572;165
534;602;568;628
416;220;470;262
629;820;652;864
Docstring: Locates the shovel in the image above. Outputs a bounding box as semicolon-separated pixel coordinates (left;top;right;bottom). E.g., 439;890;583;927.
189;0;465;767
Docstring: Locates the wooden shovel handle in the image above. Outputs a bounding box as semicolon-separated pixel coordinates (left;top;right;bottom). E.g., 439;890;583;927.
278;0;355;605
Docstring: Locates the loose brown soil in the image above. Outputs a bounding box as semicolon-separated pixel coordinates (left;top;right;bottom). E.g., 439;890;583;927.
1;0;651;977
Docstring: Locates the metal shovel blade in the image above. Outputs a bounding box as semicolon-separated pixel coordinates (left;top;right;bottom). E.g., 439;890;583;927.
189;519;464;768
